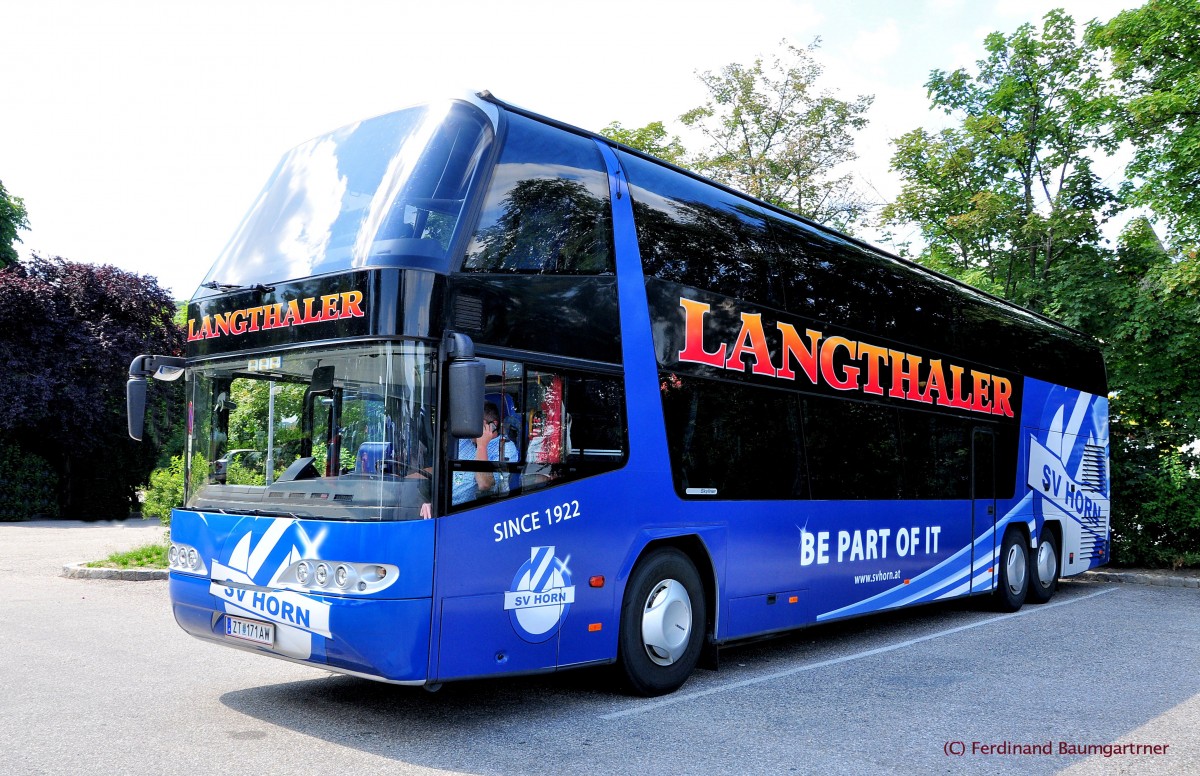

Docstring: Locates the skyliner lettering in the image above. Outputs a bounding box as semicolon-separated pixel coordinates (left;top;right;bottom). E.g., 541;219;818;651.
677;296;1014;418
187;290;366;342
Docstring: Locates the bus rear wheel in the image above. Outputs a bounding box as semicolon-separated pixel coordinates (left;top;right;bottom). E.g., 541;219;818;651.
617;548;706;697
994;529;1029;612
1028;529;1059;604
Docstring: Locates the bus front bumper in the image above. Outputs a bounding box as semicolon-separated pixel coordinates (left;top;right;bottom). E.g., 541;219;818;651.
170;571;432;683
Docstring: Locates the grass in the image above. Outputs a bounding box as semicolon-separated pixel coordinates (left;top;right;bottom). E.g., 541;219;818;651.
86;542;169;569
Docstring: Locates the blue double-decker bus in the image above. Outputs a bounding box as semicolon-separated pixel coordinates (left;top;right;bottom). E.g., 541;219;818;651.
128;92;1110;696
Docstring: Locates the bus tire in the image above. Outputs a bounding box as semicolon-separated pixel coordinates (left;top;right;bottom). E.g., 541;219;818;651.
995;528;1029;612
617;548;706;697
1028;529;1059;604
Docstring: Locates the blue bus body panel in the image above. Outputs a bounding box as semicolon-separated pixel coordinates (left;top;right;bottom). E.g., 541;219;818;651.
428;377;1111;673
169;509;435;682
430;469;732;680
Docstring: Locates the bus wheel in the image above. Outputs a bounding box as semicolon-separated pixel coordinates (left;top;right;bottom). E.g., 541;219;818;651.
995;529;1029;612
617;549;706;697
1028;530;1059;604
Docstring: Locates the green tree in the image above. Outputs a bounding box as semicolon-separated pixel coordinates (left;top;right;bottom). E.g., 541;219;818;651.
1087;0;1200;247
885;10;1115;310
1046;219;1200;566
600;121;687;166
882;126;1022;295
0;180;30;269
0;256;184;517
680;40;873;232
881;8;1200;567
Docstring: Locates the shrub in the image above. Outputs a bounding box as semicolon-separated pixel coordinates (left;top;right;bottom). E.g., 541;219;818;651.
142;456;184;526
1110;446;1200;568
0;441;59;521
142;454;210;527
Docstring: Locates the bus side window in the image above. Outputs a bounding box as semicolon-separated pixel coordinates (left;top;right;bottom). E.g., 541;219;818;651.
447;360;628;511
462;114;614;275
660;374;807;500
802;396;903;500
524;371;568;490
618;151;777;306
521;368;627;494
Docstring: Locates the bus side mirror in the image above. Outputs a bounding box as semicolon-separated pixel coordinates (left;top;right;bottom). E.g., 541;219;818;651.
447;333;484;438
127;354;186;441
127;375;148;441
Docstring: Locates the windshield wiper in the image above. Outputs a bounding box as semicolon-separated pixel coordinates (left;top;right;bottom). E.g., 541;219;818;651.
200;280;276;294
201;507;301;519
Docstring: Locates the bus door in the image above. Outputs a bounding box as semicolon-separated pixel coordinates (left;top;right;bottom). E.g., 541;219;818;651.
971;429;996;591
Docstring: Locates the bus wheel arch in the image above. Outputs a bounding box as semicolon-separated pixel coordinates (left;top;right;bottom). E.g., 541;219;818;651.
994;524;1030;612
1028;521;1061;604
616;538;714;696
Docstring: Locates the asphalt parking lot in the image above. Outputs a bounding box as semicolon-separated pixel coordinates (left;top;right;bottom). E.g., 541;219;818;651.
1;520;1196;775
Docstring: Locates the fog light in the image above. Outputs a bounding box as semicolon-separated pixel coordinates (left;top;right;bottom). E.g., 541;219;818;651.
296;561;311;585
335;564;349;588
187;548;199;569
168;546;179;565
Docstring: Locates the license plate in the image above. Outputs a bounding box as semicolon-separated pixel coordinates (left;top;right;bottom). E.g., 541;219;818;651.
225;615;274;646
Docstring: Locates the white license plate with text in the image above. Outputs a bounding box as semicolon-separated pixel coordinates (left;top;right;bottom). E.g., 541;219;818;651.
225;615;274;646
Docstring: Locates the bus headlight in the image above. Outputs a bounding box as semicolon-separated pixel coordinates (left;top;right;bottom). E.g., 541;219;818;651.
278;559;398;595
168;542;208;576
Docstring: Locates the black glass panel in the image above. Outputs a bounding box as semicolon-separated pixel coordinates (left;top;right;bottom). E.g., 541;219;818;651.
464;114;613;274
899;412;971;500
619;152;777;304
802;396;903;500
660;375;807;500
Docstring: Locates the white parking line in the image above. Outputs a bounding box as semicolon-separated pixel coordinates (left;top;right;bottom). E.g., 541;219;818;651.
600;586;1118;720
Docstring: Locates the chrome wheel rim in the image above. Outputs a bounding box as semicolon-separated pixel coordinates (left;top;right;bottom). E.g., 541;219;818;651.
1005;543;1027;597
641;579;692;666
1036;541;1057;587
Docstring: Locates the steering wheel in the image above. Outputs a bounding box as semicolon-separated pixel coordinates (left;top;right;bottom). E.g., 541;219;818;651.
378;460;432;479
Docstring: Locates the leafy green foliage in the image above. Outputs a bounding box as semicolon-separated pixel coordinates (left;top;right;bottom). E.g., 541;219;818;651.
0;441;59;521
0;179;29;269
142;454;207;526
600;121;687;166
142;455;185;525
680;39;873;232
0;256;185;518
1088;0;1200;247
884;8;1200;567
885;10;1115;311
1045;219;1200;566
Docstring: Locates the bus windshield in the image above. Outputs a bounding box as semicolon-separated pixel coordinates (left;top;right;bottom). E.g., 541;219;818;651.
185;341;436;521
198;100;495;293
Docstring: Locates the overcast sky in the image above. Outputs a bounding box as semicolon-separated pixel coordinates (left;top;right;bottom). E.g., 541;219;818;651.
1;0;1139;299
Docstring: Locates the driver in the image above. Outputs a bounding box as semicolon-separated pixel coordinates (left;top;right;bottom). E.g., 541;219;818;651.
452;401;518;505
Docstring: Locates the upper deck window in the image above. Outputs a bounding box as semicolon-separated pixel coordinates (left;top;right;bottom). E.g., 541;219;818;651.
198;101;494;295
462;114;614;274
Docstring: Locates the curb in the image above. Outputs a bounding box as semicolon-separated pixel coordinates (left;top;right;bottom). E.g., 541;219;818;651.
1083;569;1200;589
62;562;168;581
